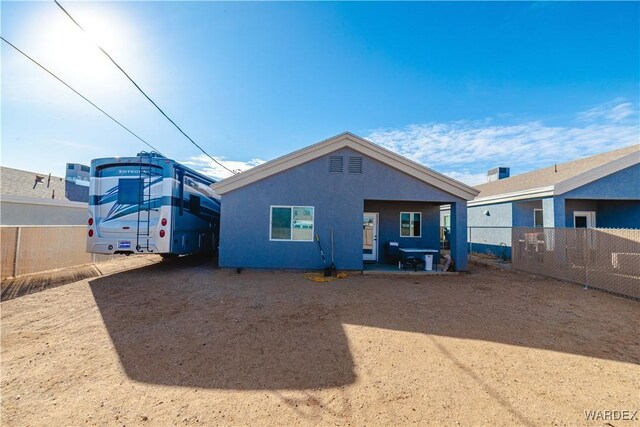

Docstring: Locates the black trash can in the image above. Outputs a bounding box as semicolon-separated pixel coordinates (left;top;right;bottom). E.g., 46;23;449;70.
385;242;400;265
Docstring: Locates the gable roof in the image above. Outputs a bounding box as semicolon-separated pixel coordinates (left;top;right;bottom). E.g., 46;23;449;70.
471;145;640;206
1;166;68;200
212;132;480;200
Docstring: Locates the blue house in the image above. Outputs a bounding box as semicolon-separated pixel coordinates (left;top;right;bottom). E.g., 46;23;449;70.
445;145;640;258
212;132;479;271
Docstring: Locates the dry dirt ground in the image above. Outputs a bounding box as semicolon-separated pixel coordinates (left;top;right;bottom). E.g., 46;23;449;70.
1;257;639;426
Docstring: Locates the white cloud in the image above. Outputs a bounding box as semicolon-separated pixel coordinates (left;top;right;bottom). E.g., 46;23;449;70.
367;99;639;185
181;99;638;187
442;170;488;186
181;155;265;181
576;98;637;123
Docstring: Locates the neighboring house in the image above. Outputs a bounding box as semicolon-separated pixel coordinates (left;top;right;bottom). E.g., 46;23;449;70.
212;132;479;271
1;165;89;225
442;145;640;257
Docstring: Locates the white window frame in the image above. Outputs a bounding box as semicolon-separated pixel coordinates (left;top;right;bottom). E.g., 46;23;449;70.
400;211;422;238
269;205;315;242
533;209;544;228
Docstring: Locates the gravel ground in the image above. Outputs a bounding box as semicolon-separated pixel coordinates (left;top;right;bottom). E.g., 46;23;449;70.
1;256;639;426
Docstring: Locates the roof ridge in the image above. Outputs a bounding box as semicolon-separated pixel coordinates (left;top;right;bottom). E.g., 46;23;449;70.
213;132;479;200
475;144;639;190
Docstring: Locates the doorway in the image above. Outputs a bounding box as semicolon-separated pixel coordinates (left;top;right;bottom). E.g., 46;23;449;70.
363;212;378;262
574;211;596;228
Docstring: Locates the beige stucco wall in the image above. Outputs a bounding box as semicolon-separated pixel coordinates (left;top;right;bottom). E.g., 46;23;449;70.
1;197;88;226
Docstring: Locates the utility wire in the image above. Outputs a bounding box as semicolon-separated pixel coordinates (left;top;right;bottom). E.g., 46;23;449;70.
54;0;237;175
1;36;162;155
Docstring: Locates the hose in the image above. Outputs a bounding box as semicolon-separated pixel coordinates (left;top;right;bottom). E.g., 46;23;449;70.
304;272;349;282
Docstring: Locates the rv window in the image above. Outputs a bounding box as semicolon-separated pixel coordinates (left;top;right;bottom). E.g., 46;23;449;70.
190;195;201;214
118;179;141;205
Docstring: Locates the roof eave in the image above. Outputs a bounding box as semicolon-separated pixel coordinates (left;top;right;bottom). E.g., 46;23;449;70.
468;186;555;207
554;151;640;195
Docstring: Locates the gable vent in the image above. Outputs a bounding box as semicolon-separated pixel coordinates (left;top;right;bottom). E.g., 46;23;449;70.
349;156;363;174
329;156;343;173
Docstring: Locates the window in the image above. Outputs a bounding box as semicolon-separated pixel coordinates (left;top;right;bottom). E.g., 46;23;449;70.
117;178;141;204
67;164;75;170
270;206;314;241
329;156;343;173
80;165;90;173
189;195;201;214
534;209;543;227
400;212;421;237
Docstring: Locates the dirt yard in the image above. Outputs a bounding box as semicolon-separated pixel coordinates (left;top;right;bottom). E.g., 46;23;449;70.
1;257;639;426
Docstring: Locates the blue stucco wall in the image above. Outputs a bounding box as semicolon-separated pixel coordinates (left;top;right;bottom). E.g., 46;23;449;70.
466;203;512;257
512;200;543;227
219;147;469;270
596;200;640;228
556;164;640;228
452;202;469;270
468;203;512;227
562;164;640;200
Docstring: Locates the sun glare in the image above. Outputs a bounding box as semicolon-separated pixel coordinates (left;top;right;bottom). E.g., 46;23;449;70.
28;4;136;96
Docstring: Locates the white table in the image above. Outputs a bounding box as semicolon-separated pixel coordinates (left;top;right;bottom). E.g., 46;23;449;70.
399;249;439;271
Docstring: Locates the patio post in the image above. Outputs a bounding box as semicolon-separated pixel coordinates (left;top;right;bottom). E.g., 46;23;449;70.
450;201;468;271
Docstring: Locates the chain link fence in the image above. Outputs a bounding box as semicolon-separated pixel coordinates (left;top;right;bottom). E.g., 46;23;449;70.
512;227;640;299
1;225;114;279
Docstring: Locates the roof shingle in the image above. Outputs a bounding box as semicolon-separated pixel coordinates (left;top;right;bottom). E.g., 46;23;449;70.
1;167;68;200
474;145;640;198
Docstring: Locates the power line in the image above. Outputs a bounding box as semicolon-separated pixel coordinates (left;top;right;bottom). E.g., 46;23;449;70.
1;36;163;155
54;0;237;175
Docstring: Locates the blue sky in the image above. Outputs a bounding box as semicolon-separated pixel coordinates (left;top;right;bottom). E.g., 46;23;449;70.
2;1;639;185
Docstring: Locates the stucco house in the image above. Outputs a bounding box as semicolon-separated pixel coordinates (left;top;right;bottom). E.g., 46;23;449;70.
443;145;640;257
1;164;89;226
212;132;479;271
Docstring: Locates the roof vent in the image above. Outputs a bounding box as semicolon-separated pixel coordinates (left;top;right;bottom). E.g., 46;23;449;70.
487;167;509;182
329;156;343;173
349;156;363;174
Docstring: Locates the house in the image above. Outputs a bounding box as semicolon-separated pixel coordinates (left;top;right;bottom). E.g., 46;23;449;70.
1;165;89;225
212;132;479;271
442;145;640;258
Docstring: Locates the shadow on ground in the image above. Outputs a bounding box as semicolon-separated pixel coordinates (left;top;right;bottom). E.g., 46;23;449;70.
2;265;100;301
89;256;640;391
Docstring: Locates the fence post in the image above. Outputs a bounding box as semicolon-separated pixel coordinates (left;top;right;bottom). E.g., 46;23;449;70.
583;228;589;287
14;226;21;277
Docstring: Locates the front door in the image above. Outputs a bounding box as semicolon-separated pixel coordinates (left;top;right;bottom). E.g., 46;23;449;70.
574;211;596;228
363;212;378;262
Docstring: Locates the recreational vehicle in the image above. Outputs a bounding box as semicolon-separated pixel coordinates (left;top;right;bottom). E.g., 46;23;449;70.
87;152;220;257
